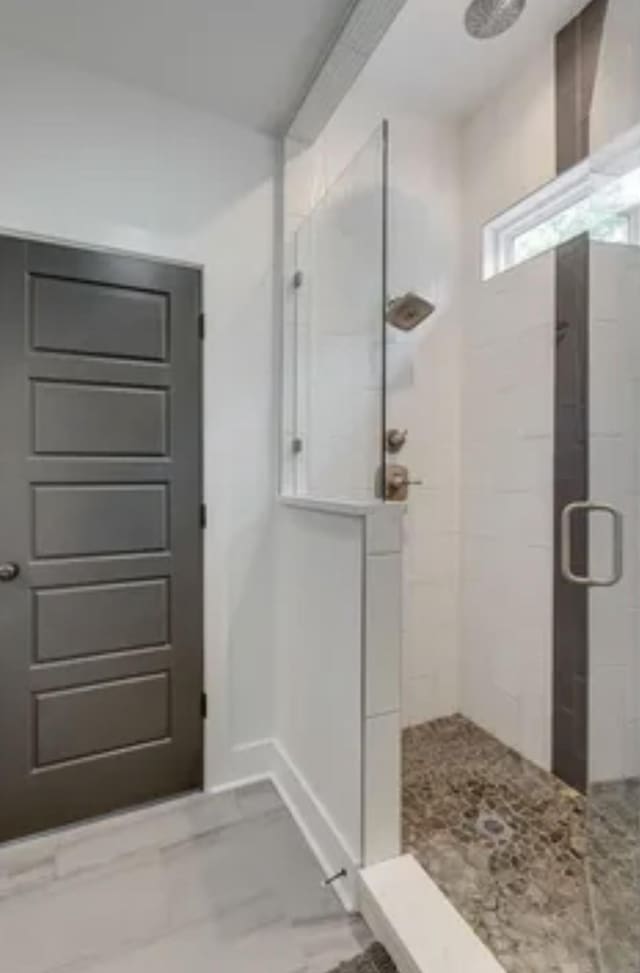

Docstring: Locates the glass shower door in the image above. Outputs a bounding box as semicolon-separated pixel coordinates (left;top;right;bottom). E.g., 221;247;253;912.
584;239;640;971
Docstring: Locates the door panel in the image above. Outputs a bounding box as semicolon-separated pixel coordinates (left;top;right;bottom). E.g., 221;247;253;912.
31;273;168;360
34;579;169;662
33;382;169;456
0;235;203;842
35;673;170;767
33;484;168;557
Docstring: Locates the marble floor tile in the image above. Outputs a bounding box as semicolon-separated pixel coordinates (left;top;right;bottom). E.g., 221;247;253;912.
67;917;307;973
0;782;373;973
0;855;170;973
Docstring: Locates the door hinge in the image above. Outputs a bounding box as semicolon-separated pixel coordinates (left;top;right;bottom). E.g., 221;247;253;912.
200;503;207;528
198;312;205;339
201;691;208;720
293;270;304;289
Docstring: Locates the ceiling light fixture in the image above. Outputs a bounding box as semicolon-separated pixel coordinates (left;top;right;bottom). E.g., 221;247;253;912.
464;0;527;39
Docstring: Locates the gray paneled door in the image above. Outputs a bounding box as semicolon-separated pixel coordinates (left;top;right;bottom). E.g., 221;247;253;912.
0;235;204;842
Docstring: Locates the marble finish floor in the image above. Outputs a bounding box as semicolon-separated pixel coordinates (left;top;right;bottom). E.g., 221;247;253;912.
0;782;373;973
403;715;640;973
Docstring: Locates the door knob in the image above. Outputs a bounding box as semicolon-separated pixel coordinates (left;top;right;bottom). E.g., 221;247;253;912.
0;563;20;582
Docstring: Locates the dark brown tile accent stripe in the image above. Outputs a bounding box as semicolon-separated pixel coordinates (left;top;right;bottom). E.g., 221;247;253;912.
553;236;590;792
556;0;608;173
553;0;608;790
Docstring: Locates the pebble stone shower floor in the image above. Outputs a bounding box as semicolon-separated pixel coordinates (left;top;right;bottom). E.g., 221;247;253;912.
403;715;640;973
328;944;397;973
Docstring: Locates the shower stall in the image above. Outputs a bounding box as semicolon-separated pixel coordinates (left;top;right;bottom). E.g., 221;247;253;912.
281;121;640;972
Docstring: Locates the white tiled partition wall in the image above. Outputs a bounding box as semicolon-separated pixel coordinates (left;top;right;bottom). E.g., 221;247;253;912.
275;503;363;908
274;500;403;908
282;45;462;732
589;241;640;783
460;252;555;770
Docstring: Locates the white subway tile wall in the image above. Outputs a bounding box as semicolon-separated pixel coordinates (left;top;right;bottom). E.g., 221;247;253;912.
460;251;555;770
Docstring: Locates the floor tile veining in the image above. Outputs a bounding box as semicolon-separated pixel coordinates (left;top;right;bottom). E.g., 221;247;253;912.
403;715;640;973
0;782;372;973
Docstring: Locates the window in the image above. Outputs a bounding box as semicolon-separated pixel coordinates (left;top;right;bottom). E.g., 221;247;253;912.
511;206;631;266
483;124;640;279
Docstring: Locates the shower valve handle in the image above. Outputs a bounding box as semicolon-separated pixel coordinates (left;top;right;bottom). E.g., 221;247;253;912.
385;465;422;500
386;428;408;453
390;473;422;488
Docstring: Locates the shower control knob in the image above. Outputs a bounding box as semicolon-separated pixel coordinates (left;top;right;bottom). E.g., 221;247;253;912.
386;429;408;453
0;562;19;582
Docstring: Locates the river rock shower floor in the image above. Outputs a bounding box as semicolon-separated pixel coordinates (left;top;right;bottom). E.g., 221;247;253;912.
403;715;640;973
327;944;397;973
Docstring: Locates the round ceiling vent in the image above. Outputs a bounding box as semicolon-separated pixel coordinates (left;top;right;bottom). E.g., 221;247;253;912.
464;0;527;40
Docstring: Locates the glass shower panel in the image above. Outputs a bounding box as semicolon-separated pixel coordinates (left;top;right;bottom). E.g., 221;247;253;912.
290;124;387;502
587;238;640;971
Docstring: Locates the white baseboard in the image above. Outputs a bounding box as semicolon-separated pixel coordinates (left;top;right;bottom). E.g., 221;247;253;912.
206;737;360;912
206;737;275;792
270;740;360;912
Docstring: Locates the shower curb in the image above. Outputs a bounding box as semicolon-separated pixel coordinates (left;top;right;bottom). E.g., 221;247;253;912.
359;855;506;973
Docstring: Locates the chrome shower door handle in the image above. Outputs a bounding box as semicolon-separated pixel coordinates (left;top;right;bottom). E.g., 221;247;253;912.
561;501;623;587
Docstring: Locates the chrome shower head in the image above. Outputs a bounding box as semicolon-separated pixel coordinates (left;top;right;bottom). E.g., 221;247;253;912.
465;0;526;39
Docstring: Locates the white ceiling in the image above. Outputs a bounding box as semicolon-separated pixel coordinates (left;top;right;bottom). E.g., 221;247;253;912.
0;0;594;136
0;0;359;135
360;0;592;119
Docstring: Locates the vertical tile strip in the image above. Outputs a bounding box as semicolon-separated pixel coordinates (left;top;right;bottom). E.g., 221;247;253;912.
553;236;590;792
556;0;608;173
553;0;607;790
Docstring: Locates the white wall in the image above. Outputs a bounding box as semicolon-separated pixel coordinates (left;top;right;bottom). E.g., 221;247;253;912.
274;501;403;905
460;41;556;288
284;40;462;728
0;46;279;788
460;252;555;769
457;43;557;768
385;121;461;727
589;242;640;783
591;0;640;154
275;507;364;864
